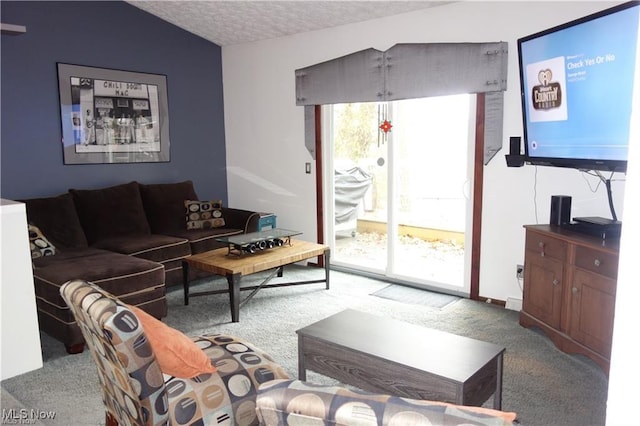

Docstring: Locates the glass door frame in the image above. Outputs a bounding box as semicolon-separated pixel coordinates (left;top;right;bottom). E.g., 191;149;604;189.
315;93;489;300
384;96;475;295
322;97;473;296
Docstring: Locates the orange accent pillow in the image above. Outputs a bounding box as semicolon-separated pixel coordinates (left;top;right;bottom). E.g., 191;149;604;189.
127;305;216;378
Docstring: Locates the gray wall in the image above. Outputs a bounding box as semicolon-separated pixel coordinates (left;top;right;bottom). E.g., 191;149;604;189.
1;1;227;201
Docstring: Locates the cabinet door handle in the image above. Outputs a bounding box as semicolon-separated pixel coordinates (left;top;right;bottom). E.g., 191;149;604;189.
553;279;559;286
572;287;579;294
594;259;601;267
538;242;546;257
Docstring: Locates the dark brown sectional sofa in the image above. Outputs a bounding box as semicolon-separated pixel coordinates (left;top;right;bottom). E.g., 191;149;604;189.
22;180;260;353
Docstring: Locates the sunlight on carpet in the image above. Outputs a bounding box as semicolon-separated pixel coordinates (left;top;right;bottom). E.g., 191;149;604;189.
371;284;460;309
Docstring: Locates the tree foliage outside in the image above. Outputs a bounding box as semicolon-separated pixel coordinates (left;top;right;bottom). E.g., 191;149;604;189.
333;103;378;163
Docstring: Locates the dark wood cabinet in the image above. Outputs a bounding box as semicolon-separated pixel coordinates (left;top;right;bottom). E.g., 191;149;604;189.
520;225;619;374
522;248;564;329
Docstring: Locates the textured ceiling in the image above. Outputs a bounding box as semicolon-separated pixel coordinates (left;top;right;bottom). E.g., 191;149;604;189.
127;1;451;46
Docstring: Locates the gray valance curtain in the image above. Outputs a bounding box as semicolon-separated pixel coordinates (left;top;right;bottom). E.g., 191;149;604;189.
295;42;508;163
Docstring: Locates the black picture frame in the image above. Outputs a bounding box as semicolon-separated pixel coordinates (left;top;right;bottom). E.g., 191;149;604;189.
57;63;170;164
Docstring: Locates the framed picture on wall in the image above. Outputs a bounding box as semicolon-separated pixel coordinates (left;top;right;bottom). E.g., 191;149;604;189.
57;63;171;164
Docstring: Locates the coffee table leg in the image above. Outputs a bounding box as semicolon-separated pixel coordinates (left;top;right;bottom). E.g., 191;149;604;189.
298;334;307;381
324;249;331;289
182;261;190;306
227;273;241;322
493;352;504;410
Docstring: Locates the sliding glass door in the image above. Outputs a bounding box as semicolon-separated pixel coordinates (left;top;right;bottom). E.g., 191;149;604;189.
323;95;474;295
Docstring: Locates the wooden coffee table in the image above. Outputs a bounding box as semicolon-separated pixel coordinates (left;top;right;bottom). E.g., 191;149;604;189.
183;239;329;322
296;309;505;409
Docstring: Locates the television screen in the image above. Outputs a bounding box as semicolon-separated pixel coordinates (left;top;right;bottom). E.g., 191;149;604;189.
518;1;640;172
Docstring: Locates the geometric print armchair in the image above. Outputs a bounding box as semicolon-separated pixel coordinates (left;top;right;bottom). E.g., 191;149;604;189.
256;379;518;426
60;279;290;426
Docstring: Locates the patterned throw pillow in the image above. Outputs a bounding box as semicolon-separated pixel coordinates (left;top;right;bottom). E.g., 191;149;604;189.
28;224;56;258
185;200;225;230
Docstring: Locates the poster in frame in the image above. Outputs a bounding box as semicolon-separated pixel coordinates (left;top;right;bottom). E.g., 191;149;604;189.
57;63;170;164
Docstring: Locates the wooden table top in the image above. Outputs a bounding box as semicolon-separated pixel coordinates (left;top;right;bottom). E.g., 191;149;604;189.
297;309;505;382
184;239;328;276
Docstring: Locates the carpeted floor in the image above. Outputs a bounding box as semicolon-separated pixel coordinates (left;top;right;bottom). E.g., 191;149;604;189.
1;266;608;425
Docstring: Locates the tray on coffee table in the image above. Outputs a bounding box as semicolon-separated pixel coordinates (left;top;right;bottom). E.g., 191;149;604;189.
216;228;302;256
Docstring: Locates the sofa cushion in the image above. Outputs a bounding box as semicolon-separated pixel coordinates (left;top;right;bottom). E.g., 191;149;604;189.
21;192;88;249
185;200;225;229
127;305;217;379
32;248;165;304
70;181;151;244
139;180;199;233
32;247;167;348
28;224;56;258
92;234;190;263
166;228;243;255
93;234;191;288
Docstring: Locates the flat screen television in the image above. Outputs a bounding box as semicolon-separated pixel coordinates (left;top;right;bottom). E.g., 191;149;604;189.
517;1;640;173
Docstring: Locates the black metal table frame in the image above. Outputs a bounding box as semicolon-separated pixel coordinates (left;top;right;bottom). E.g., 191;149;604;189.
182;249;330;322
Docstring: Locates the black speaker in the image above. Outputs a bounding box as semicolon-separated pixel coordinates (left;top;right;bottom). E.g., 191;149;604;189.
509;136;521;155
505;136;525;167
550;195;572;226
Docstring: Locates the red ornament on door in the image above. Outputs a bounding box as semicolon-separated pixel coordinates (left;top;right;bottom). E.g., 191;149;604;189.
379;119;393;134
